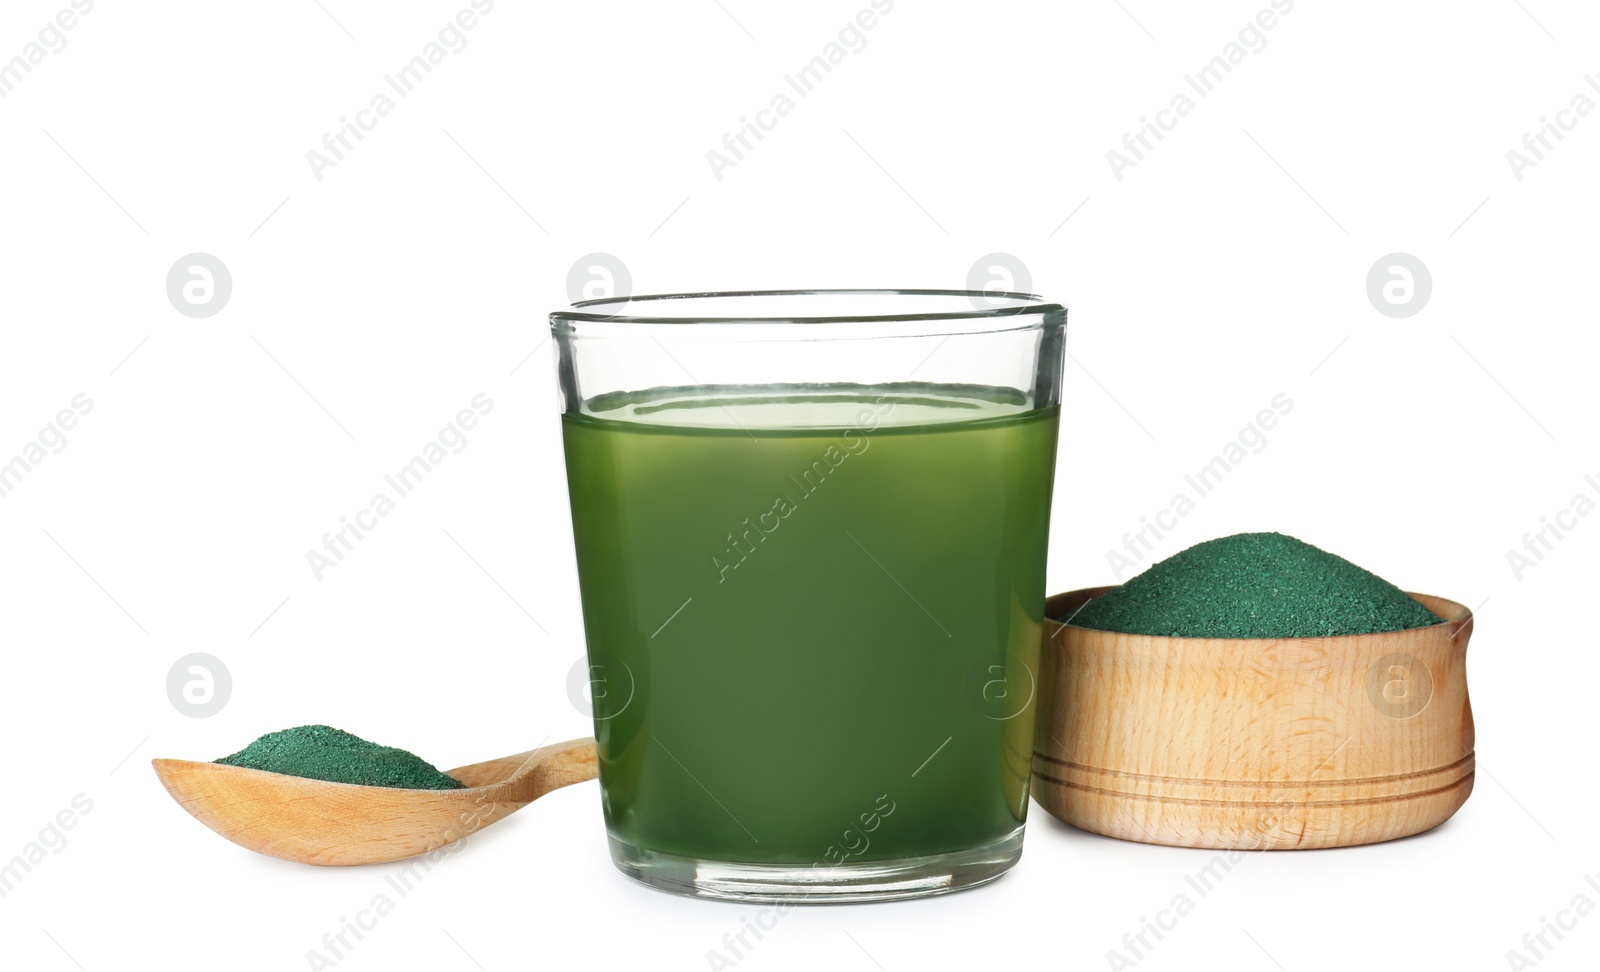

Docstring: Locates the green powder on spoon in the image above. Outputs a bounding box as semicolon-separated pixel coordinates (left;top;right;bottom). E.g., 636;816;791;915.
215;725;464;790
1071;532;1444;639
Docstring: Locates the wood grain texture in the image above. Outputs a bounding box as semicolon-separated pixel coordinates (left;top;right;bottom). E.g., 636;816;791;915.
152;737;597;865
1033;589;1474;850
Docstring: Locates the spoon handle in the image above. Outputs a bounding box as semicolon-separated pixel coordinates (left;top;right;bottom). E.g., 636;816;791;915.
525;737;600;796
447;737;598;796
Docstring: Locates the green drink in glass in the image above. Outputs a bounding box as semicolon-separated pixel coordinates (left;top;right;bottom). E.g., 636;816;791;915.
553;291;1064;902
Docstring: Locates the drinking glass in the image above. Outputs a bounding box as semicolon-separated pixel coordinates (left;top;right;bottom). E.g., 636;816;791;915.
552;290;1065;901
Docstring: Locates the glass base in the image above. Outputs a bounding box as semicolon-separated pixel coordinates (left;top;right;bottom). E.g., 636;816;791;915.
607;827;1024;903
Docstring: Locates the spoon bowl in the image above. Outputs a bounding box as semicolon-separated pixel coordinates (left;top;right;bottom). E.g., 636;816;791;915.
152;737;597;865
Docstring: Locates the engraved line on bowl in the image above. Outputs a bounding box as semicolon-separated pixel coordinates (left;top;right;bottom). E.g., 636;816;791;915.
1031;771;1475;810
1030;751;1476;789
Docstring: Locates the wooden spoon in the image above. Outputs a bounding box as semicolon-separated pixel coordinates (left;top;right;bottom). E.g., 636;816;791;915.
151;737;597;866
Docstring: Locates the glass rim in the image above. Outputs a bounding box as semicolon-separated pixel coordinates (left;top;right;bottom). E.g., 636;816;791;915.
550;289;1065;327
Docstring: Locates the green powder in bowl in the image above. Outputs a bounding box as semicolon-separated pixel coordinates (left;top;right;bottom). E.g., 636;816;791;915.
1070;532;1444;639
215;725;464;790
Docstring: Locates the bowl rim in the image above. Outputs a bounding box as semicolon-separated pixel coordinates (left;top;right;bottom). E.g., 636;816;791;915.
1045;585;1472;644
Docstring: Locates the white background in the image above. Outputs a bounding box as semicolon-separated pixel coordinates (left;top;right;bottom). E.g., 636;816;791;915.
2;0;1596;969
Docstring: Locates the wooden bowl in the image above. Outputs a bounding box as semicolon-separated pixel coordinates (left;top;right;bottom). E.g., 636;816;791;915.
1032;587;1475;850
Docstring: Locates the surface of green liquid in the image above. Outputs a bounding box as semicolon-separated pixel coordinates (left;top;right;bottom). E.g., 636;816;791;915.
562;384;1059;865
